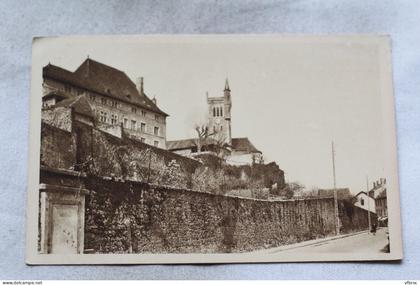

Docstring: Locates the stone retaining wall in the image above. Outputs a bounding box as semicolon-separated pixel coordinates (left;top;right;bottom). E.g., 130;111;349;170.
83;176;372;254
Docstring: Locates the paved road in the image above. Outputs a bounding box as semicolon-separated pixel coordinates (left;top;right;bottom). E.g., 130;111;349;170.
270;227;389;255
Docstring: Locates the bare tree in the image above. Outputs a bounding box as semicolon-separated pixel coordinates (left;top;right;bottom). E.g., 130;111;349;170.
194;124;210;154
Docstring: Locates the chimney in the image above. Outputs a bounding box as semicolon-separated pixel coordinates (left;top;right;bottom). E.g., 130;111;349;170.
136;77;144;96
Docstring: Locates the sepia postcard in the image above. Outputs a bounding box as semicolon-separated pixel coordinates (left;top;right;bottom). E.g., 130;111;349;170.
26;35;403;264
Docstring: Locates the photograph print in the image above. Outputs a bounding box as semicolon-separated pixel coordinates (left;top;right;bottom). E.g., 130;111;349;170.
26;35;402;264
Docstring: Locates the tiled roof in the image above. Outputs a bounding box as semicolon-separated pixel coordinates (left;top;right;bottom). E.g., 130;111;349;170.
167;137;218;151
53;95;94;118
43;58;168;116
368;186;387;199
168;137;262;154
231;137;261;154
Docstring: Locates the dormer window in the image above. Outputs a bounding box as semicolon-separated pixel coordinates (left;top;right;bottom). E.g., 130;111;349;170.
126;93;131;99
131;107;137;113
106;88;111;94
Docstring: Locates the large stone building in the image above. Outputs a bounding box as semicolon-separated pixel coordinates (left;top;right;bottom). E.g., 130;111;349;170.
42;58;168;148
167;79;263;165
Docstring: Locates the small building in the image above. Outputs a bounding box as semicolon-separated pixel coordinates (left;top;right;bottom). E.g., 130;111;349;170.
353;191;376;214
42;58;168;149
226;137;263;166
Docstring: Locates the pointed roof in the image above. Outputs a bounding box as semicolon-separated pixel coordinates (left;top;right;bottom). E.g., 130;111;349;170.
224;78;230;91
43;58;168;116
231;137;261;154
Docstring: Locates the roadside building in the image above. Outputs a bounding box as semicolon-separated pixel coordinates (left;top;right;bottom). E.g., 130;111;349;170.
368;178;388;225
353;191;376;214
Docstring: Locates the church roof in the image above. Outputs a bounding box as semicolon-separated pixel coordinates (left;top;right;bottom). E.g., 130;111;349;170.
231;137;261;154
167;137;218;151
43;58;168;116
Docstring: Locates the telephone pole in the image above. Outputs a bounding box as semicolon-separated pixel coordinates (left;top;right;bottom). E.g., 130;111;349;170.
366;175;372;233
331;141;340;235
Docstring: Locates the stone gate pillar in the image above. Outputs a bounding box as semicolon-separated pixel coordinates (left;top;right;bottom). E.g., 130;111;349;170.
39;183;89;254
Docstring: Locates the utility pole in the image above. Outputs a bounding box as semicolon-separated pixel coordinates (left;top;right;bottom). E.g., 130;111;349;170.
366;175;371;233
331;141;340;235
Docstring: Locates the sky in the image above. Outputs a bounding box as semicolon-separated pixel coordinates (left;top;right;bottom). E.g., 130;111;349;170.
33;36;394;193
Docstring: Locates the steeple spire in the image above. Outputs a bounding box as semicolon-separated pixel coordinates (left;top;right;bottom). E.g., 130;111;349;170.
224;78;230;91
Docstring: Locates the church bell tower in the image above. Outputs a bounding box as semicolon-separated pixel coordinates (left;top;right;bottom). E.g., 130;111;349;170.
207;78;232;145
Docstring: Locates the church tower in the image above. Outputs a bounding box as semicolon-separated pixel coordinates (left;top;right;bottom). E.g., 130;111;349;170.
207;78;232;145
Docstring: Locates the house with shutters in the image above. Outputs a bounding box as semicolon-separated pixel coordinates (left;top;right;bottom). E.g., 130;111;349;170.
42;58;168;149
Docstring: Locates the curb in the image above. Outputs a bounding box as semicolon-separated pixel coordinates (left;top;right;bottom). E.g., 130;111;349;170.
251;229;375;254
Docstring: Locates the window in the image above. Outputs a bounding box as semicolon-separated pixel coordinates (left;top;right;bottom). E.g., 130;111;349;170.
131;120;136;130
155;114;159;121
111;114;118;125
89;94;95;101
361;198;364;206
154;141;159;147
111;100;118;108
141;122;146;132
216;107;219;117
101;98;107;105
140;137;146;143
213;107;216;117
131;107;137;113
123;118;128;128
154;126;159;136
220;125;223;131
141;110;146;116
100;111;107;123
220;107;223;117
